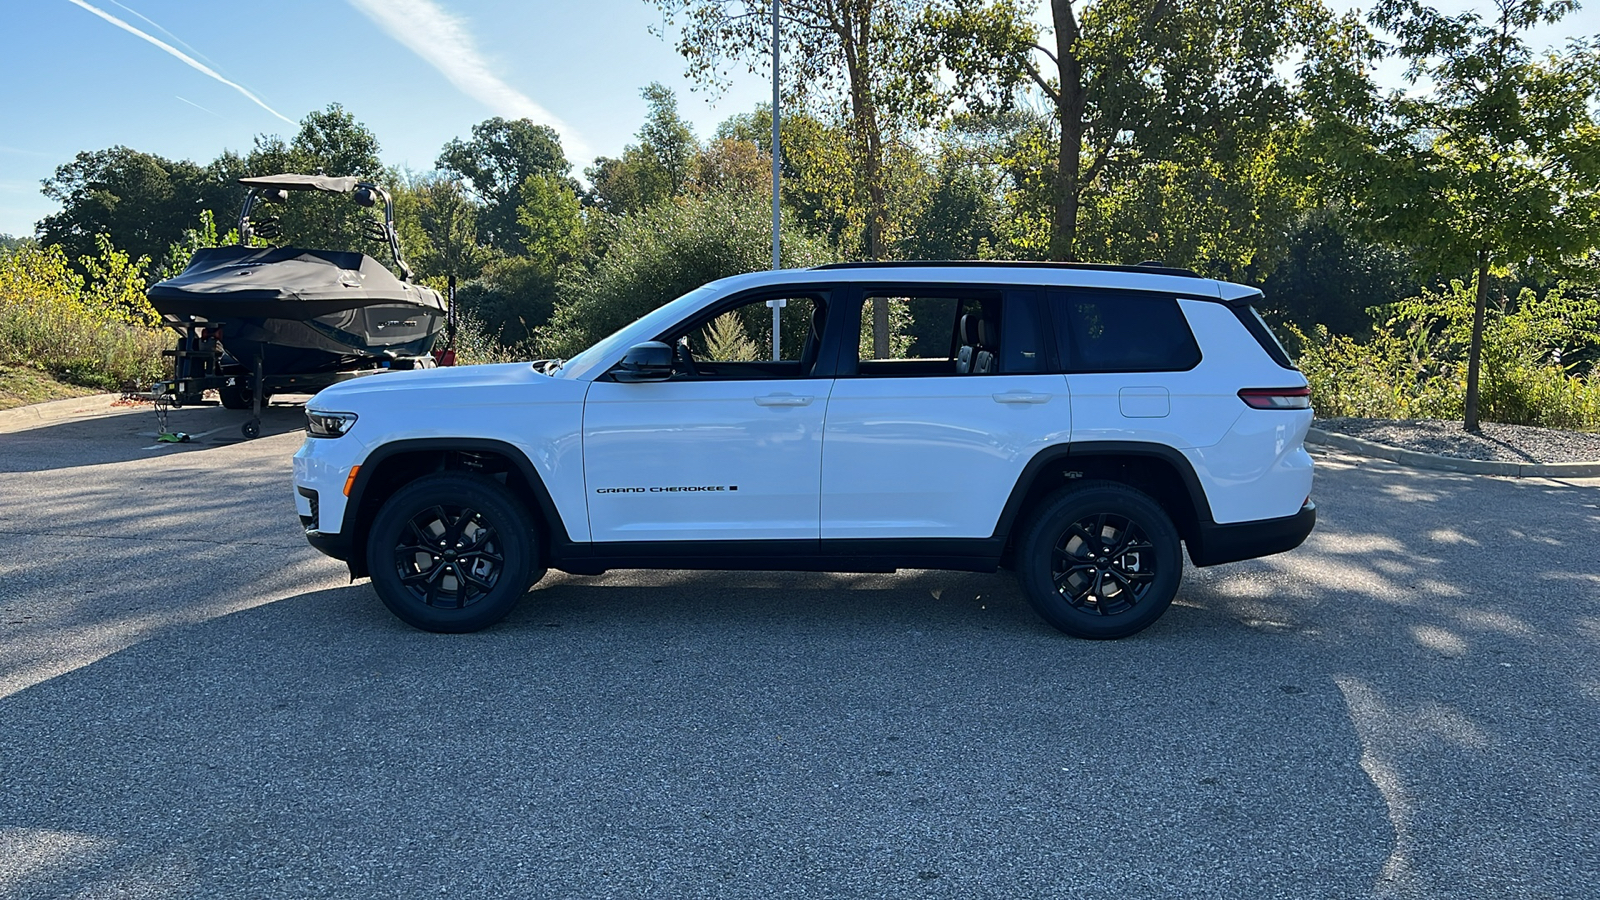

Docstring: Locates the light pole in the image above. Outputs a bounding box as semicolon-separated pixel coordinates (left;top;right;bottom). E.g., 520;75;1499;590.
768;0;782;360
771;0;781;271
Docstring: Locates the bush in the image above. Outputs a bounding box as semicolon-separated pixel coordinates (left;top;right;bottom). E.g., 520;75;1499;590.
536;191;838;358
1292;279;1600;429
0;241;168;391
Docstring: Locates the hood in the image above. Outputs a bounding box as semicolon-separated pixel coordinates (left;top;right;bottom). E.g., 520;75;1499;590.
309;362;546;407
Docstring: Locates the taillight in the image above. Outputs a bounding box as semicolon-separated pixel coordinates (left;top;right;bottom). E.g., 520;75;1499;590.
1238;386;1311;410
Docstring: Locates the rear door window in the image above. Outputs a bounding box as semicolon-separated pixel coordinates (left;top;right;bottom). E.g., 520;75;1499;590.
1046;289;1201;373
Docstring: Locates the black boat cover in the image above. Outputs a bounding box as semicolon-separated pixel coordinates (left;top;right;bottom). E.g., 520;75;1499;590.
147;245;446;321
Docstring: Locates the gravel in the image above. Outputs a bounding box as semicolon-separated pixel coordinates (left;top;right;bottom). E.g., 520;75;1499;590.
1314;417;1600;464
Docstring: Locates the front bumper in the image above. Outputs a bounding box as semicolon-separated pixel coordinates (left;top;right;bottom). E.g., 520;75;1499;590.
1187;499;1316;568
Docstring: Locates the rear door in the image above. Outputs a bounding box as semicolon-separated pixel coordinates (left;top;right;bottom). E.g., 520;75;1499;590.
819;285;1069;540
1044;288;1240;450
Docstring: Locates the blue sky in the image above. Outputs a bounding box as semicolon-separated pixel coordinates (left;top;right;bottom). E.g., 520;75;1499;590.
0;1;1594;238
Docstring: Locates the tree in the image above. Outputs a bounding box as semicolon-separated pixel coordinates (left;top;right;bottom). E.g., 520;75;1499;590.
1344;0;1600;430
409;176;488;286
437;118;572;251
536;190;837;357
37;147;227;270
651;0;935;261
236;104;389;255
925;0;1320;263
1259;209;1417;336
587;83;701;215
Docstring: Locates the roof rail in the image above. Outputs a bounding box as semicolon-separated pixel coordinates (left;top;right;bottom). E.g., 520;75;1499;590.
808;259;1203;278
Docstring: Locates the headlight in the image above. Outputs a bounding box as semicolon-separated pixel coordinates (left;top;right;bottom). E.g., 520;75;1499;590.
306;410;358;438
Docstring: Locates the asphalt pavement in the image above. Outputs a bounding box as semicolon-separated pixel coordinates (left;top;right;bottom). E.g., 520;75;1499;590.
1;396;1597;899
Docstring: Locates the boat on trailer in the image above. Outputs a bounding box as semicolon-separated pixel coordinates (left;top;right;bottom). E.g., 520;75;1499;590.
146;174;450;438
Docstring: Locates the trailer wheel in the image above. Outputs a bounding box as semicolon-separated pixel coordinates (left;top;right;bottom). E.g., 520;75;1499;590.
241;419;261;439
219;382;250;409
219;382;271;410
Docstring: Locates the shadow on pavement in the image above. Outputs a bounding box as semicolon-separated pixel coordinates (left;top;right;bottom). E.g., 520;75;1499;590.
0;399;311;474
0;572;1391;899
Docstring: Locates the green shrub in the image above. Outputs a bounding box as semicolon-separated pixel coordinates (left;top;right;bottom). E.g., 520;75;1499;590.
1292;279;1600;429
0;241;168;391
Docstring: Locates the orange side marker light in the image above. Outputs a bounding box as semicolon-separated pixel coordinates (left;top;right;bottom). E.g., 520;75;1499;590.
343;466;361;497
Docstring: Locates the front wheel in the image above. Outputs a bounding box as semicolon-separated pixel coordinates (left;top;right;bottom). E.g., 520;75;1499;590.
366;474;537;633
1015;481;1183;639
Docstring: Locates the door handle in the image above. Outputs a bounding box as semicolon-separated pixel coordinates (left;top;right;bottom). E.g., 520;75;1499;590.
754;394;814;407
992;391;1051;405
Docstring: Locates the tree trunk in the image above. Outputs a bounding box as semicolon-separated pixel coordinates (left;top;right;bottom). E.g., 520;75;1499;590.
1049;0;1084;262
1463;249;1492;433
838;0;891;355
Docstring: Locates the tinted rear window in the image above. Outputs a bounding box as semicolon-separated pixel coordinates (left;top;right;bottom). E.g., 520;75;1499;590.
1047;290;1201;373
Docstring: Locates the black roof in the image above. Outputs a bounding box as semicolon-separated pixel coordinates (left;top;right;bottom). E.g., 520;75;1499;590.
809;260;1202;278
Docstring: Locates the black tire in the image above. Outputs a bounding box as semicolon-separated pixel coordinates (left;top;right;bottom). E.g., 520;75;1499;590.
218;381;269;410
1014;481;1183;639
241;419;260;439
366;473;537;633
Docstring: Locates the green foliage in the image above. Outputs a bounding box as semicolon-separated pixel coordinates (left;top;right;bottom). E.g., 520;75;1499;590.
518;174;584;268
452;254;562;348
1294;279;1600;429
38;146;233;272
0;242;166;391
925;0;1322;263
537;191;838;357
702;311;763;361
587;83;701;215
1307;0;1600;426
437;118;573;251
450;306;532;365
1259;209;1417;336
401;175;488;285
236;105;389;256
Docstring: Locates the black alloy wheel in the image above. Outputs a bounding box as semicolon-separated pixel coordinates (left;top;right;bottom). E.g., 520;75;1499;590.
394;504;506;609
366;473;539;632
1016;481;1182;639
1052;512;1157;616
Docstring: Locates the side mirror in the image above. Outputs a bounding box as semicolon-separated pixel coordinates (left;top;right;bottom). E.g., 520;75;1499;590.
611;341;673;383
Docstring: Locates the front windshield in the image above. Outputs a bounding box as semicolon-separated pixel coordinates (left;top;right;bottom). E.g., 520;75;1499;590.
556;285;719;380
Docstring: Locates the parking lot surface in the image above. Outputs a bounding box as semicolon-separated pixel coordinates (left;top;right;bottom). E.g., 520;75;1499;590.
1;397;1597;899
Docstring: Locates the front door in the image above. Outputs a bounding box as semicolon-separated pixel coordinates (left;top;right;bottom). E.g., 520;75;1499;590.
582;291;833;544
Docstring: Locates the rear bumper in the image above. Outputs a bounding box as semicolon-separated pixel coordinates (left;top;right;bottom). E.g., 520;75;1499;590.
1188;499;1316;568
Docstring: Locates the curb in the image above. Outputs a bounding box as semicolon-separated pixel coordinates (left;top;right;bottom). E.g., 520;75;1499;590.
1306;427;1600;478
0;394;131;430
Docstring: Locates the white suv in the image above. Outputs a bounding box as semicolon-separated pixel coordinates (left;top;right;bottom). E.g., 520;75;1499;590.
293;262;1315;638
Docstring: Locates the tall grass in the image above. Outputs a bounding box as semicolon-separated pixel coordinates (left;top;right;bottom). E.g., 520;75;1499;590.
0;241;168;391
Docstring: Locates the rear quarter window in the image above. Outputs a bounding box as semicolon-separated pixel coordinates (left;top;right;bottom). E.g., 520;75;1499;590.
1046;289;1202;373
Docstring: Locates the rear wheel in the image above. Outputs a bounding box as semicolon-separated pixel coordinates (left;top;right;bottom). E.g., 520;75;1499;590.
366;474;537;633
1015;481;1183;639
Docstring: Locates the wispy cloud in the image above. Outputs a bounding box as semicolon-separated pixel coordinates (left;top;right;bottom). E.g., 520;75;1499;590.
174;95;222;118
346;0;589;161
63;0;295;125
105;0;218;68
